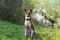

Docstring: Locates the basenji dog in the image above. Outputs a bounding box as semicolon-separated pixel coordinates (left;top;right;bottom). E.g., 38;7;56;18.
24;9;35;37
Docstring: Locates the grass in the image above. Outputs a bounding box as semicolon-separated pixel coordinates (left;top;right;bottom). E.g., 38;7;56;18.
0;20;60;40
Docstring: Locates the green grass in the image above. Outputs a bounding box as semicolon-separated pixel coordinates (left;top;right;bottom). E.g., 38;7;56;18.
0;20;60;40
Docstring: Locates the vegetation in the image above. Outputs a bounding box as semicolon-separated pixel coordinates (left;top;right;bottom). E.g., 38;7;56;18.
0;0;60;24
0;0;60;40
0;20;60;40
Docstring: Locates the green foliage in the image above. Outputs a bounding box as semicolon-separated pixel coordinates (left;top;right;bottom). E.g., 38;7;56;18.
0;0;24;24
0;20;60;40
0;0;60;24
0;0;38;24
22;0;37;9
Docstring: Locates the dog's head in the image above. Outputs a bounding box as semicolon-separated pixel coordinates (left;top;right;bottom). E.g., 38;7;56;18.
24;9;32;17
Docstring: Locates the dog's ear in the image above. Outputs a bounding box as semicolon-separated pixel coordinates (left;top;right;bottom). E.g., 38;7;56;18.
30;9;32;13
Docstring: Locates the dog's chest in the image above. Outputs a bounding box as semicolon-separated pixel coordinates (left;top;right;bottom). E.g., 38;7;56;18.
25;15;31;26
25;20;31;24
25;20;31;27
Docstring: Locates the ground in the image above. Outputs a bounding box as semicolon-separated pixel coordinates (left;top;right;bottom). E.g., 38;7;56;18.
0;20;60;40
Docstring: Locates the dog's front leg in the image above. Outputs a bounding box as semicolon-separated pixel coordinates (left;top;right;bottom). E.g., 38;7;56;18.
25;28;27;36
25;28;29;36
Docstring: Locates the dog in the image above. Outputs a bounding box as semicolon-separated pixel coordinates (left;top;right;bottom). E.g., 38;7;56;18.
24;9;35;37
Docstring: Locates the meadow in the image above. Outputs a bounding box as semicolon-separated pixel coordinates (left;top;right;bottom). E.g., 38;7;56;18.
0;20;60;40
0;0;60;40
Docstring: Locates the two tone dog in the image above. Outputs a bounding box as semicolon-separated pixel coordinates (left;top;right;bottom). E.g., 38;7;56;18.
24;9;35;37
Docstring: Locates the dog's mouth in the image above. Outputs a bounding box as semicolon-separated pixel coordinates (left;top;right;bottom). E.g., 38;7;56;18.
26;14;30;17
27;15;30;17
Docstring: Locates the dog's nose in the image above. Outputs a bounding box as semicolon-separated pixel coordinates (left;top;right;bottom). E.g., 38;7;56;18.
27;15;30;17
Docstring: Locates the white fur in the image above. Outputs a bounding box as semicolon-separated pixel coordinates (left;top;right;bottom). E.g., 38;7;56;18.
25;20;31;28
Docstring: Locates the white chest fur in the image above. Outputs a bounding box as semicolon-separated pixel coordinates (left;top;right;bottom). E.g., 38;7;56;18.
25;20;31;27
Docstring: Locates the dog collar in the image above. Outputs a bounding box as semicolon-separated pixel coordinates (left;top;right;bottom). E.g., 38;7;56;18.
25;19;31;20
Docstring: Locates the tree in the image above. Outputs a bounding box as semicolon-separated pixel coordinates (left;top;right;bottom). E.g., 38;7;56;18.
21;0;37;9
